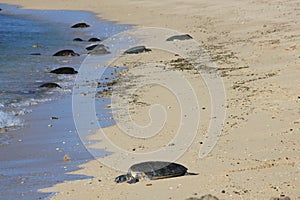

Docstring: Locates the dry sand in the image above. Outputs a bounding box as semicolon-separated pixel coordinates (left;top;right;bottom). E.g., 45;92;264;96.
2;0;300;199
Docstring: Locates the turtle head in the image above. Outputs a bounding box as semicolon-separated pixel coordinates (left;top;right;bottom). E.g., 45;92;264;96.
114;174;129;183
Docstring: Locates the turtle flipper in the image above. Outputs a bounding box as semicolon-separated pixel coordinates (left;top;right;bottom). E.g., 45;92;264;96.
127;178;139;184
115;174;129;183
185;172;198;176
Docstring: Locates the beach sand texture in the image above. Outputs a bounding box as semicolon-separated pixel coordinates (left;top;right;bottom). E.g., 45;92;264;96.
2;0;299;199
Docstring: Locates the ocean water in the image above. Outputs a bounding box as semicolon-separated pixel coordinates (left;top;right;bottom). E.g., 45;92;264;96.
0;4;131;200
0;5;129;131
0;13;70;130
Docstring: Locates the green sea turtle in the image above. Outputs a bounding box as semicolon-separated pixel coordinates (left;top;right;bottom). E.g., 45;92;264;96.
53;49;79;56
88;37;101;42
50;67;78;74
123;46;151;54
39;83;61;88
87;44;110;55
73;38;84;42
115;161;197;184
166;34;193;41
86;44;107;51
71;22;90;28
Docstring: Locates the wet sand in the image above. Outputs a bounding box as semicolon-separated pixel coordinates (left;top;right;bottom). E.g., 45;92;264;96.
2;0;300;199
0;97;93;199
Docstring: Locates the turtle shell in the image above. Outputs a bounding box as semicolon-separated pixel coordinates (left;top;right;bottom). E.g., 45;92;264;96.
123;46;151;54
129;161;187;180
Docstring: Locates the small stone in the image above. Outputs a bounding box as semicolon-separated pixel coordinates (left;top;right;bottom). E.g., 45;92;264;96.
0;128;6;134
63;154;71;162
32;44;40;48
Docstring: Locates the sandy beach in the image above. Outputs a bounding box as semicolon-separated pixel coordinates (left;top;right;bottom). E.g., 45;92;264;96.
2;0;299;199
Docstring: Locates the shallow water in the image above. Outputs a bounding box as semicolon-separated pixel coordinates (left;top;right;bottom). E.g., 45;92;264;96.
0;4;130;131
0;4;131;200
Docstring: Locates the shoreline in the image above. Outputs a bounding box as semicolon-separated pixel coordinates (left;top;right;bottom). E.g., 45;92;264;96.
1;1;300;199
0;4;130;200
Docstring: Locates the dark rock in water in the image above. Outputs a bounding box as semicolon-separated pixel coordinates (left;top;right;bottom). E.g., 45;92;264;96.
88;44;110;55
86;44;100;51
124;46;151;54
50;67;78;74
73;38;84;42
39;83;61;88
71;22;90;28
53;49;79;56
166;34;193;41
0;8;2;11
30;53;41;55
88;37;101;42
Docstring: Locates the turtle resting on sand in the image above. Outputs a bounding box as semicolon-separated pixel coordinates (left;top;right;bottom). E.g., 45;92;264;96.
115;161;198;184
87;44;110;55
166;34;193;41
123;45;151;54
